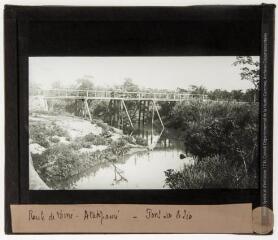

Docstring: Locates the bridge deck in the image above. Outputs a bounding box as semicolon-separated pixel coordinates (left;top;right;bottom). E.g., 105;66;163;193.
31;89;208;102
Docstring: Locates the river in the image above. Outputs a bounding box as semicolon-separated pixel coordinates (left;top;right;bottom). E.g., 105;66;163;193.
73;127;194;189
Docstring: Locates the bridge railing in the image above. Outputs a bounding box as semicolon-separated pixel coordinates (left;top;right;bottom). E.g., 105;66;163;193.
30;88;208;101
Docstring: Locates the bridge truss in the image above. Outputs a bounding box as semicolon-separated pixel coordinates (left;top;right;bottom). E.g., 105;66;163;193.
30;89;208;131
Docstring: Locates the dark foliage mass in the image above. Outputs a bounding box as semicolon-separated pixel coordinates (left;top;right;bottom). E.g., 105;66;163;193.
164;101;259;189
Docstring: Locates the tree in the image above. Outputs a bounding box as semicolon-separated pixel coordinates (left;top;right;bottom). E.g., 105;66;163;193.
29;81;42;95
76;77;94;90
122;78;139;92
51;80;62;89
30;81;41;89
189;85;208;95
244;89;257;102
230;90;244;102
232;56;260;90
176;87;189;93
208;89;231;101
66;77;94;117
232;56;259;102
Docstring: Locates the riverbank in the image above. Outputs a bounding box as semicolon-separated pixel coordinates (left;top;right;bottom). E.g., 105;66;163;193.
29;112;148;189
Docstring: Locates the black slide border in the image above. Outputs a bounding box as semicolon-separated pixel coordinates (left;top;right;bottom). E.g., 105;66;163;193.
4;5;275;234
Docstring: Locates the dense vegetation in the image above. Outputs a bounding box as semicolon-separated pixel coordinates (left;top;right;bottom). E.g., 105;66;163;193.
164;101;259;189
30;116;147;189
32;142;128;189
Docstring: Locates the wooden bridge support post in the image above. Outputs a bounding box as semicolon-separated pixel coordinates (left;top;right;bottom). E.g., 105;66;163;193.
108;100;112;125
84;98;92;121
114;100;117;126
151;101;155;143
138;100;142;128
122;99;134;129
117;100;121;128
152;100;165;130
111;100;114;126
44;98;48;111
39;97;48;112
115;100;118;127
113;100;116;126
120;100;123;129
49;99;54;112
151;100;154;133
118;100;121;128
117;100;120;128
142;101;145;126
147;101;150;121
80;99;84;117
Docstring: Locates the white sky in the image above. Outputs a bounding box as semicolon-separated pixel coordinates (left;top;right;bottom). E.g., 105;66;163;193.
29;56;259;91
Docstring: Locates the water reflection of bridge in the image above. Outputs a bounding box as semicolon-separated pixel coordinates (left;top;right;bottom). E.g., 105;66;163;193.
31;88;208;130
129;126;183;150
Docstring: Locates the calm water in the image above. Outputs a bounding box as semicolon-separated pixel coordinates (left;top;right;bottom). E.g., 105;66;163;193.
73;127;194;189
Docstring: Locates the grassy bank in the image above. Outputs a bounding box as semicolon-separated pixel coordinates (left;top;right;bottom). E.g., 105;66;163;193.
164;101;259;189
30;113;147;189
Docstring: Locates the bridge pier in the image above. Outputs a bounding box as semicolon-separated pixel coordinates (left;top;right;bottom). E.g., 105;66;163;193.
114;100;118;127
117;100;120;128
38;96;48;112
138;101;142;128
135;100;164;132
122;99;134;129
48;99;54;112
151;100;154;136
147;101;150;122
84;98;92;121
142;101;146;127
107;99;135;130
108;100;113;125
152;100;165;130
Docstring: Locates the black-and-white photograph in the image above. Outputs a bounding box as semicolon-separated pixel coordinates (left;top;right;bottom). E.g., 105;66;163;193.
29;56;259;190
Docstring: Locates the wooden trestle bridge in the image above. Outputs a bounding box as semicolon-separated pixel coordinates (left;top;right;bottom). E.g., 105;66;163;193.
30;89;208;130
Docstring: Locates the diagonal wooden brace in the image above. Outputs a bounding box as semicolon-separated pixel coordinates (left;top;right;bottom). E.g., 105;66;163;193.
84;98;92;121
122;99;134;129
152;100;165;130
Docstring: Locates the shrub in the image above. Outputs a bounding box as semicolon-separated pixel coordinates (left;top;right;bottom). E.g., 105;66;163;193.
29;124;50;148
164;155;258;189
32;143;101;188
30;121;70;148
122;135;135;144
134;136;148;146
91;118;113;137
83;133;107;145
92;101;109;118
68;142;83;151
49;136;60;143
110;139;129;157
